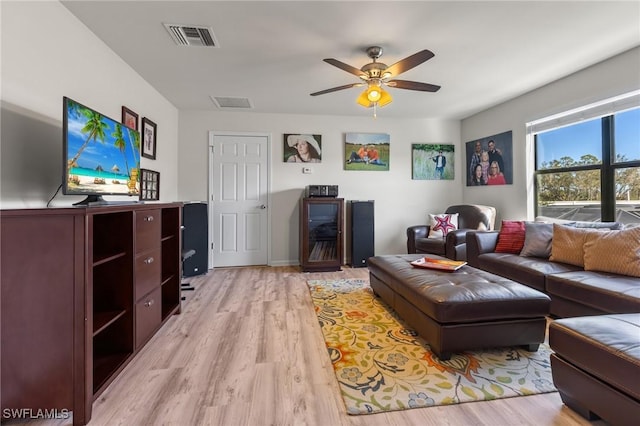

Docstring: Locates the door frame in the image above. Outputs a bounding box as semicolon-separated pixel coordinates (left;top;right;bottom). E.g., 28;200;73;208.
207;131;272;269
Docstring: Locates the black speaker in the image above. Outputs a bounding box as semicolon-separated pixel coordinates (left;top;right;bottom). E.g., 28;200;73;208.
348;200;374;267
182;202;208;277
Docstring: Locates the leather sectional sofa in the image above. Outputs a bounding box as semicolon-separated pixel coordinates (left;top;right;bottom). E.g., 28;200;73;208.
465;222;640;317
465;221;640;424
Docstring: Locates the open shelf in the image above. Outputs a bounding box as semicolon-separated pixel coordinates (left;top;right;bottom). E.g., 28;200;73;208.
93;310;127;336
92;352;132;394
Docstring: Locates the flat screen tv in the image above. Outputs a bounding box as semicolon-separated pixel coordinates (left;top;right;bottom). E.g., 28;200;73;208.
63;97;140;205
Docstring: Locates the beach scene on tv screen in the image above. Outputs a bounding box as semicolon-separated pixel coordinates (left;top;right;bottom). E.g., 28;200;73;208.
66;100;140;196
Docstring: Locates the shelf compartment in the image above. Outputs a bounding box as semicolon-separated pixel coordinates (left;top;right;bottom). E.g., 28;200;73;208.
92;352;132;395
93;310;127;336
92;211;133;262
93;251;127;267
92;312;134;394
92;255;133;315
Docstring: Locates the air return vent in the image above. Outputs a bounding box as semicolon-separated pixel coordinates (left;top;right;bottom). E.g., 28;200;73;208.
163;24;218;47
210;96;253;109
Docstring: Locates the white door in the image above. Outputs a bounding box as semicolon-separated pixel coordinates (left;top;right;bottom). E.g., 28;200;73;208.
208;132;269;267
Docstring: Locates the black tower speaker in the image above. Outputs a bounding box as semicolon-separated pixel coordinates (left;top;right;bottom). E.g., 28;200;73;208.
348;200;374;267
182;202;208;277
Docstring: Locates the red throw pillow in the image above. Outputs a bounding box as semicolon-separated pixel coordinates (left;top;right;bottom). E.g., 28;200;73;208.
495;220;526;253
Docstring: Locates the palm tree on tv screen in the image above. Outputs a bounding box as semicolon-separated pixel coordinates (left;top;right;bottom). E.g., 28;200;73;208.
127;128;140;170
112;124;130;177
68;105;108;168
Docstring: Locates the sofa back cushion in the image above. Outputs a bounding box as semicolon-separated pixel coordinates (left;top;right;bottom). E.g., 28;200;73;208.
583;227;640;277
550;225;597;267
534;216;623;230
520;222;553;258
495;220;526;253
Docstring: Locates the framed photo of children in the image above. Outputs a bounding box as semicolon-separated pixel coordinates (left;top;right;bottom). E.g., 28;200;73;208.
284;134;322;163
141;117;157;160
465;130;513;186
412;143;454;180
139;168;160;201
344;132;389;171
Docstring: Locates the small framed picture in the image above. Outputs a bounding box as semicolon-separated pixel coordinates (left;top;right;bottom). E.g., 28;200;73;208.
121;106;138;130
139;168;160;201
141;117;157;160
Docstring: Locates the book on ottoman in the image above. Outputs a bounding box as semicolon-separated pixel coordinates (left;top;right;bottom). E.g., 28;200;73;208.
411;256;467;271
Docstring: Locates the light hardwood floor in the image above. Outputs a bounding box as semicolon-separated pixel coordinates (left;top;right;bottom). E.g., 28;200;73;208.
20;266;605;426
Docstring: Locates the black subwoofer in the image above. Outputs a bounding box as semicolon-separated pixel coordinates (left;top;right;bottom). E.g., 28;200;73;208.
182;202;208;277
348;200;374;267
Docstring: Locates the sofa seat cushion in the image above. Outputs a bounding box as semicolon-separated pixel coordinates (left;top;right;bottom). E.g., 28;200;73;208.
414;237;446;255
476;252;581;292
546;270;640;314
368;254;550;324
549;314;640;401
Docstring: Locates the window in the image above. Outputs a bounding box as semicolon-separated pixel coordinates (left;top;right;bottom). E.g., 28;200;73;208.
529;92;640;226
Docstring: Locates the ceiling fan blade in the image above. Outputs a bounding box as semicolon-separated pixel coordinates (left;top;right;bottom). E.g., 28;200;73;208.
384;49;435;77
310;83;365;96
386;79;441;92
323;58;367;78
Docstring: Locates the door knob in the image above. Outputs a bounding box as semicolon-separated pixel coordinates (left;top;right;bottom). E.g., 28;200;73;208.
259;205;267;209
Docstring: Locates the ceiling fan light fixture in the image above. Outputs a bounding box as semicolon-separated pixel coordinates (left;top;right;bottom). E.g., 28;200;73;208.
356;86;392;110
377;88;393;107
356;90;373;108
366;86;382;103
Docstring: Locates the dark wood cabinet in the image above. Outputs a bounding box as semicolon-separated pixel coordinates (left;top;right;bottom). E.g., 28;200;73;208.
299;197;344;272
0;203;182;425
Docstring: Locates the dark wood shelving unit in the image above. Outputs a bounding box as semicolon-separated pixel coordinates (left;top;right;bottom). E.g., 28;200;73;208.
299;197;344;272
1;203;182;426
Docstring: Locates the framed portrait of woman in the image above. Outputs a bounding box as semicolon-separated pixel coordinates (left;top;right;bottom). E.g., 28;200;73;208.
284;134;322;163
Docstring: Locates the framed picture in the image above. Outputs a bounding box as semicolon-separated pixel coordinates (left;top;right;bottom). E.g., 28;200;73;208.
344;132;389;171
139;168;160;201
121;106;138;130
465;130;513;186
283;134;322;163
141;117;157;160
412;143;455;180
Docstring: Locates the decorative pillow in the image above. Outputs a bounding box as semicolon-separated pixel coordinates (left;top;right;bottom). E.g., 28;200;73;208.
495;220;526;254
520;222;553;258
583;227;640;277
549;224;598;267
427;213;459;239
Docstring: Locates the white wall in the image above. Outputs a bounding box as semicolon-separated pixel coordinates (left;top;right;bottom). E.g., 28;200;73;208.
0;1;179;209
179;111;462;265
461;47;640;224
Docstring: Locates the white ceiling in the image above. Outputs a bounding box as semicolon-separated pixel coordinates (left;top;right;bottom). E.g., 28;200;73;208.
61;1;640;119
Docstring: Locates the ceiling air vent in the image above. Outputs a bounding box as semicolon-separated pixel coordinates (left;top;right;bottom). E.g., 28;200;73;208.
211;96;253;109
163;24;218;47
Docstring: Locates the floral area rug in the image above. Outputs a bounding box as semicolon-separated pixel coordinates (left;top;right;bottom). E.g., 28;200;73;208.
307;278;556;415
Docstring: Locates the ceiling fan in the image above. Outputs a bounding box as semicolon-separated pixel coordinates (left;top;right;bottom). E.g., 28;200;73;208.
310;46;441;115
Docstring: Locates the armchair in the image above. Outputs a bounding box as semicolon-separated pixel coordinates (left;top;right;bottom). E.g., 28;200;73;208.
407;204;497;260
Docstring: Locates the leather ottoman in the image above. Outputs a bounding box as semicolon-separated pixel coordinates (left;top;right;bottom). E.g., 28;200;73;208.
367;254;550;360
549;314;640;426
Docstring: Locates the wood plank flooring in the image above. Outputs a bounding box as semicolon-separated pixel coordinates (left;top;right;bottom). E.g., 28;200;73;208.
17;266;605;426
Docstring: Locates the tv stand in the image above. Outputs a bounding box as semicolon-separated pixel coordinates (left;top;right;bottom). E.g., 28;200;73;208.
1;203;183;425
73;195;143;207
73;194;107;206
